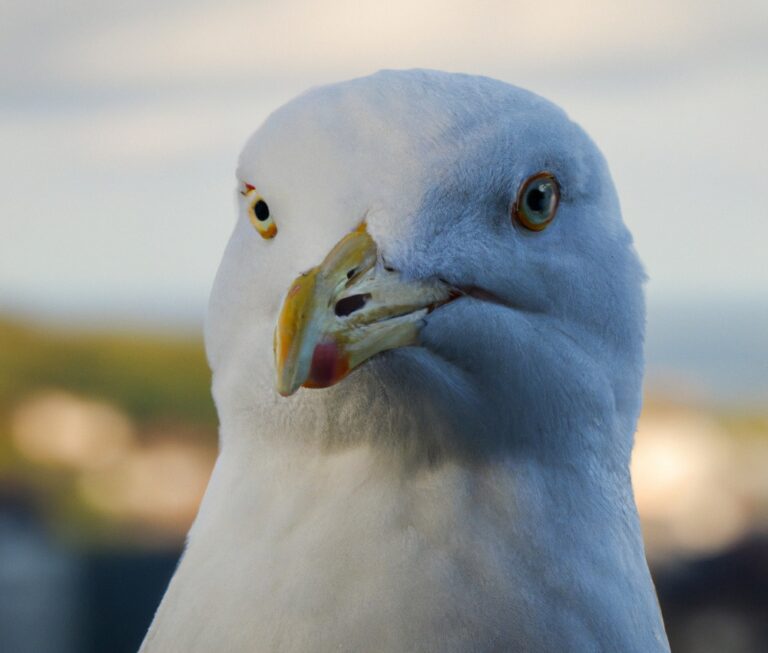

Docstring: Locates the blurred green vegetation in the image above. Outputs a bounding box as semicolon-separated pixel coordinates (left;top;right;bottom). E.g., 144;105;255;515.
0;316;217;545
1;315;766;550
0;317;215;427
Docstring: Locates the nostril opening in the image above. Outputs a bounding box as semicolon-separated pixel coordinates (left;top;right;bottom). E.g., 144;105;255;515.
335;293;370;317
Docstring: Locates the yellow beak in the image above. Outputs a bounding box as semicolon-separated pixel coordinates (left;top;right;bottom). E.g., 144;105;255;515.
274;223;457;396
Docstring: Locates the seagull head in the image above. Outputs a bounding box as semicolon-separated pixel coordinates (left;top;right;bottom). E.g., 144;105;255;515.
207;70;645;463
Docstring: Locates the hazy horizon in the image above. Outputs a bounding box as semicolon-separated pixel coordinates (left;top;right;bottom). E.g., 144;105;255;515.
3;291;767;410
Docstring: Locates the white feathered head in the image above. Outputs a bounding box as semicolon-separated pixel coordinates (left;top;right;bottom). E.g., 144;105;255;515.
206;70;645;465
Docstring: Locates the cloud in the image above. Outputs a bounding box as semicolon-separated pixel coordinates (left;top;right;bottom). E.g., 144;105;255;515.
4;0;765;88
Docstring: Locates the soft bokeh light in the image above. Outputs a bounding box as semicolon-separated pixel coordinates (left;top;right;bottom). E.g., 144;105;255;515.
77;436;213;532
11;391;133;470
632;407;767;560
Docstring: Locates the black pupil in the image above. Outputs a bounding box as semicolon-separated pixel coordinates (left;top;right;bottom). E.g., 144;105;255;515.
253;199;270;221
525;186;548;214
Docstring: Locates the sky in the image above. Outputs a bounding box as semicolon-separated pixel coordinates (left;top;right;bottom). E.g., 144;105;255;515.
1;0;767;399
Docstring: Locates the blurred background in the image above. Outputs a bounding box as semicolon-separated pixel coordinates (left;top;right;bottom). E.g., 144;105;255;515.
1;1;766;651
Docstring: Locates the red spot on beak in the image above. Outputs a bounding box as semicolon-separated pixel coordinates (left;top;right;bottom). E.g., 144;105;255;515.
303;341;350;389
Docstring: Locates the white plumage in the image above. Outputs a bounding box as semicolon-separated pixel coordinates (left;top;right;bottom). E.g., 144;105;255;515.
141;70;670;652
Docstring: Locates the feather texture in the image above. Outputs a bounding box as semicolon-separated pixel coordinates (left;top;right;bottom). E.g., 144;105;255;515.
141;69;669;652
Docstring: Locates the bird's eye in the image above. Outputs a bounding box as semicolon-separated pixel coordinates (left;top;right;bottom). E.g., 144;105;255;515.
240;182;277;239
513;172;560;231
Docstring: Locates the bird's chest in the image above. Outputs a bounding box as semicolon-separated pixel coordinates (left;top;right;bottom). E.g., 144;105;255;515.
175;453;550;651
151;450;651;653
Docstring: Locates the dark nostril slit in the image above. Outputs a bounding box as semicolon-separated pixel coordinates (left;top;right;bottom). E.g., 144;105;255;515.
346;268;357;280
335;293;370;317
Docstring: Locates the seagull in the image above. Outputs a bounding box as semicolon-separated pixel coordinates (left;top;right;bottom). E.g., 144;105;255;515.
141;70;670;652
